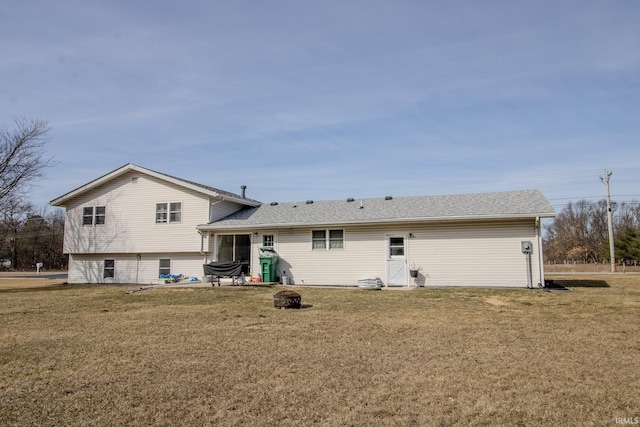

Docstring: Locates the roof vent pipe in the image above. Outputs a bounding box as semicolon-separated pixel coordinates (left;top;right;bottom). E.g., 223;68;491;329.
241;185;247;198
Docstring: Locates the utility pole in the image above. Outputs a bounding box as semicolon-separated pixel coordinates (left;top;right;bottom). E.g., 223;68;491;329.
600;169;616;272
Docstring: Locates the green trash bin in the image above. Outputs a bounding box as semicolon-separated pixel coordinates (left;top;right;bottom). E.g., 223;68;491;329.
259;247;279;283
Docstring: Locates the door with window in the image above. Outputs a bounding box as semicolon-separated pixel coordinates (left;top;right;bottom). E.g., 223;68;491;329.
386;236;407;287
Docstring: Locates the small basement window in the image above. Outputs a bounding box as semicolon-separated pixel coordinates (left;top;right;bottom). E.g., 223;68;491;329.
159;259;171;276
104;259;115;279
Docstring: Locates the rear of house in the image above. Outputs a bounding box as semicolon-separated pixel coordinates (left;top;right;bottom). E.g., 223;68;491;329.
52;164;555;287
198;191;555;288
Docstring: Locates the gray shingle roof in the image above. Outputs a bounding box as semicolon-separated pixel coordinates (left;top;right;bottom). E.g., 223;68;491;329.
142;165;259;203
200;189;555;230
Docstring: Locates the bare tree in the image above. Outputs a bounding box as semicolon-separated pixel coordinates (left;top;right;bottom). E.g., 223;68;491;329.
0;201;67;270
545;200;608;263
0;195;34;269
545;199;640;264
0;117;53;207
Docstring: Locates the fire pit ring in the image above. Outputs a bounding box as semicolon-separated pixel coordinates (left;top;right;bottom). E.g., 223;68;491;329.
273;290;301;309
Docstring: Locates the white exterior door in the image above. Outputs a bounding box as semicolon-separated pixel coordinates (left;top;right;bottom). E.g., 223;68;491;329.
386;236;407;287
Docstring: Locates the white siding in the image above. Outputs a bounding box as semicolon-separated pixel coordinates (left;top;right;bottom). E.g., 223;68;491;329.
210;201;246;222
60;170;240;284
407;221;540;287
63;171;210;254
237;220;541;288
67;253;208;284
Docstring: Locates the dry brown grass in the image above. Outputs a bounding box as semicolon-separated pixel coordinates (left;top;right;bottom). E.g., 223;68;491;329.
1;274;639;426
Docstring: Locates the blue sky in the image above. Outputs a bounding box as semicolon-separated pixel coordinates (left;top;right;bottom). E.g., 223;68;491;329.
2;0;639;214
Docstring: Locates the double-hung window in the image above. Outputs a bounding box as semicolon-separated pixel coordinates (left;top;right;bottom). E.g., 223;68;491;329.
103;259;115;279
312;230;327;249
156;202;182;223
312;229;344;250
83;206;106;226
94;207;106;225
169;202;181;222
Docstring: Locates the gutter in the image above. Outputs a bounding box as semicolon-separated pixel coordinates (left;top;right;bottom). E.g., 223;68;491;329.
196;213;556;232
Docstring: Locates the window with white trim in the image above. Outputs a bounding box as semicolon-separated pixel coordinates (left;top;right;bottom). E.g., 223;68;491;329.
389;237;405;257
329;230;344;249
156;202;182;223
94;206;105;225
169;202;181;222
83;206;106;226
312;229;344;250
159;259;171;276
104;259;115;279
262;234;275;248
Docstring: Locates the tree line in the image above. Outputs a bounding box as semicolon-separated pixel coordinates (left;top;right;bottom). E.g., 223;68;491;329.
544;199;640;264
0;198;67;270
0;117;66;271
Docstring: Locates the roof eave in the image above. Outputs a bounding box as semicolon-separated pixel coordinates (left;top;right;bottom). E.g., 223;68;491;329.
211;195;261;207
50;163;136;206
196;212;556;231
50;163;260;207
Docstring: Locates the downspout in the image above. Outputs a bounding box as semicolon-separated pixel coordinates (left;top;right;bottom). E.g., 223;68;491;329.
204;199;225;264
536;217;545;287
198;230;208;264
136;253;141;284
205;199;225;265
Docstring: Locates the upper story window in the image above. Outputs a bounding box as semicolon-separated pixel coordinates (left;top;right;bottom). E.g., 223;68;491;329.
83;206;106;226
156;202;182;223
312;229;344;250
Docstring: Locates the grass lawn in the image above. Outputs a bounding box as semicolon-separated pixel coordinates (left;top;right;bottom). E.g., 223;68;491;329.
1;275;639;426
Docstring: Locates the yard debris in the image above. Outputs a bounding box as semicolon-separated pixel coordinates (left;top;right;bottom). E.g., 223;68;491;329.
125;275;201;293
358;277;383;290
159;274;201;283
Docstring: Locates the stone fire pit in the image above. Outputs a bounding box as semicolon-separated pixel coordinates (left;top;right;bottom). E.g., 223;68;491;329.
273;290;301;309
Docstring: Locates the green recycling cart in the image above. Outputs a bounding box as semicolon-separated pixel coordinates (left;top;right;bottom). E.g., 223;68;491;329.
259;247;279;283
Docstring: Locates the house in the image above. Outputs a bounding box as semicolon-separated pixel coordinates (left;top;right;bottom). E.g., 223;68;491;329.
197;191;556;288
51;164;556;287
50;164;259;284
